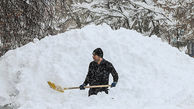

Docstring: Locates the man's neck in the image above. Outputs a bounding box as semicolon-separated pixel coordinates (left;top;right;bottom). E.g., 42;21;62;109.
97;58;103;64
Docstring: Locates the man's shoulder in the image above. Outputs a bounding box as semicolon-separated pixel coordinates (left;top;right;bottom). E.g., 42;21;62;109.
103;59;112;65
89;61;96;65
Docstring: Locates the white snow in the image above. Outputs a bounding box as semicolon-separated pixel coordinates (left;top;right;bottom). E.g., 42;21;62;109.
1;24;194;109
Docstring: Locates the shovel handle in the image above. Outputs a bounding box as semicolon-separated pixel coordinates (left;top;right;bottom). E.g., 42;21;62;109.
85;85;111;88
65;85;111;90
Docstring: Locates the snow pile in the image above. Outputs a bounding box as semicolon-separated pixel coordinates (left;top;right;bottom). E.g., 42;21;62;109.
1;24;194;109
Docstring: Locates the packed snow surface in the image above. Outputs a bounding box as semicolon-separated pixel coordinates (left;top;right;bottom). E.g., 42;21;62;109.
1;24;194;109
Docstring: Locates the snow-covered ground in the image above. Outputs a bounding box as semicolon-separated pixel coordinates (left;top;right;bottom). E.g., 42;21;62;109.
1;24;194;109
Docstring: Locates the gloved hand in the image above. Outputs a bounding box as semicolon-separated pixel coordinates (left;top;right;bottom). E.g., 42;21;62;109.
79;84;85;90
111;82;117;88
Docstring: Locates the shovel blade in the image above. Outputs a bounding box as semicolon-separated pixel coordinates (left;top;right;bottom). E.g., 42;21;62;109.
47;81;64;93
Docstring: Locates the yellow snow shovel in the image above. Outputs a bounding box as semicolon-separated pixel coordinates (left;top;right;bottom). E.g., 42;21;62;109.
47;81;111;93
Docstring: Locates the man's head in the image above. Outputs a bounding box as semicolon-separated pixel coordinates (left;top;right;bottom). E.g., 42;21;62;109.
92;48;103;62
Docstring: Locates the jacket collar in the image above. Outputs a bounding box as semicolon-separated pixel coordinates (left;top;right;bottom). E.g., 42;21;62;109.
98;58;106;65
94;58;106;65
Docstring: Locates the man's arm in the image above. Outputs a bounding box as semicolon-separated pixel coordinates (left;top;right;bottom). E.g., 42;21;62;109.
109;63;119;83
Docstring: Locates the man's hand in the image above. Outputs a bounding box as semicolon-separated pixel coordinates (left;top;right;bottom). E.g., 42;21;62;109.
79;84;85;90
111;82;117;88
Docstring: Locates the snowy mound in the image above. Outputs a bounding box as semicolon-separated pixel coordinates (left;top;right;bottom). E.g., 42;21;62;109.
1;24;194;109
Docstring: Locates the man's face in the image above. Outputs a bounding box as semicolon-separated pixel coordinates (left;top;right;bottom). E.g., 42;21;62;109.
93;54;100;62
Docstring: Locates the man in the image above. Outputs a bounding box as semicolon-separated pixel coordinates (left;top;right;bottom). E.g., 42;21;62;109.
79;48;119;96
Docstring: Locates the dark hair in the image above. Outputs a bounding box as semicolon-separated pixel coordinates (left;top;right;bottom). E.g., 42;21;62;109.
93;48;103;58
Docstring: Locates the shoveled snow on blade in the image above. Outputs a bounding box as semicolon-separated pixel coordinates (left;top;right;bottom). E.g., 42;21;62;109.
1;24;194;109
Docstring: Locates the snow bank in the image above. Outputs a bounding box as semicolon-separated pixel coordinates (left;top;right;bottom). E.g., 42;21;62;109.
1;24;194;109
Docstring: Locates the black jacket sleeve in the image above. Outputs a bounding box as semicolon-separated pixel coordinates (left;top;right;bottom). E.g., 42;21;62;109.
109;63;119;82
83;62;92;85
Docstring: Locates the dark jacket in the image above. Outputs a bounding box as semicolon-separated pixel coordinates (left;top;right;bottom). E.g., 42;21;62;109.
83;59;119;96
